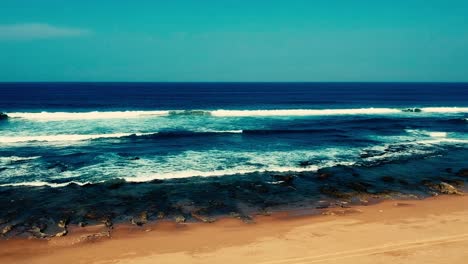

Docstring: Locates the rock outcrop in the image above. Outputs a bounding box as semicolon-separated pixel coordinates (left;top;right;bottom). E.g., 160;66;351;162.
425;182;463;195
0;112;8;121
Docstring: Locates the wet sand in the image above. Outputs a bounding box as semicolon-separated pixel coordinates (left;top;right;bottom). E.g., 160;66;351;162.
1;194;467;264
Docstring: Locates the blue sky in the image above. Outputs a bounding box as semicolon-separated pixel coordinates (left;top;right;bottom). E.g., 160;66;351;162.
0;0;467;82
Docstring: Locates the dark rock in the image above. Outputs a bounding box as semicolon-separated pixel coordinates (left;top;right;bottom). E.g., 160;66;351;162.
157;212;165;219
102;218;113;228
78;222;87;228
174;215;186;223
317;173;332;180
425;182;462;195
150;179;164;184
398;179;409;185
347;182;369;193
299;161;313;167
443;179;464;188
58;218;69;228
131;211;148;226
381;176;395;183
445;168;453;173
1;225;13;236
272;175;295;185
402;108;422;113
191;213;215;223
130;157;140;160
105;178;126;189
456;168;468;178
360;150;385;159
0;112;8;121
319;186;351;199
29;226;47;239
46;162;68;172
55;229;68;237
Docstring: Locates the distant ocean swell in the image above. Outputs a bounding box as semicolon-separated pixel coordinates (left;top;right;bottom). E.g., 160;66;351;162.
4;107;468;121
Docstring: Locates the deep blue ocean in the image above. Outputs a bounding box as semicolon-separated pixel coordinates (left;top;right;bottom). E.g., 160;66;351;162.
0;82;467;186
0;83;468;232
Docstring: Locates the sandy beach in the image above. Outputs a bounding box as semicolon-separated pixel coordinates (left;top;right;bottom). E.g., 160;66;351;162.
0;194;467;264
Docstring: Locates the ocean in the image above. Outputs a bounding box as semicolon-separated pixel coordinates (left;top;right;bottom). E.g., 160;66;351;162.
0;82;467;234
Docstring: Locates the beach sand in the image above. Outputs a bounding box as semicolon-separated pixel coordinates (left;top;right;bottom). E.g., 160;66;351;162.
1;195;467;264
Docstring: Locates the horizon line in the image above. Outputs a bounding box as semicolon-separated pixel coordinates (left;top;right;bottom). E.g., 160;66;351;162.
1;81;468;84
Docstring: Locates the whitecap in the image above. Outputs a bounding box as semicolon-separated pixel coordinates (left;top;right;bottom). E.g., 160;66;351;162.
7;111;169;121
0;133;153;143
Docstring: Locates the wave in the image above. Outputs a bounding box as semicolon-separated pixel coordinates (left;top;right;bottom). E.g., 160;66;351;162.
0;181;91;188
421;107;468;113
405;129;448;138
211;108;402;117
0;133;153;143
0;129;349;143
5;107;468;121
242;129;345;135
6;111;169;121
0;156;41;164
121;166;323;182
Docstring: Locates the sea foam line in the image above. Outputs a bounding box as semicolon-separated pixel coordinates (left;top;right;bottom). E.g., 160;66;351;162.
7;111;169;121
0;133;152;143
0;181;91;188
210;108;402;117
5;107;468;121
123;166;322;182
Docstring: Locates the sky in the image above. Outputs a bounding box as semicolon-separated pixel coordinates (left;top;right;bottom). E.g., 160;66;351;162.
0;0;467;82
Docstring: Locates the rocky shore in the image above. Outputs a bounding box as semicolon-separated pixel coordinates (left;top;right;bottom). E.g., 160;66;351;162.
0;160;466;240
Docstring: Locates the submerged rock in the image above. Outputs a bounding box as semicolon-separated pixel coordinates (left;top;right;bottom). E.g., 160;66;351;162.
319;186;351;199
381;176;395;183
317;173;332;180
0;112;8;121
456;168;468;178
271;175;295;185
191;213;215;223
105;178;126;189
299;160;314;167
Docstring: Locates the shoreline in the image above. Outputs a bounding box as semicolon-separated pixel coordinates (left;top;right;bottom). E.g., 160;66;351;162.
1;194;467;263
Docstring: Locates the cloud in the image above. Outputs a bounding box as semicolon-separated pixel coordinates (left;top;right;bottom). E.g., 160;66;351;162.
0;23;91;40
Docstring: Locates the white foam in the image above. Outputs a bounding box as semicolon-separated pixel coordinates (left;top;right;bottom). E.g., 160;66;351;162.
427;132;448;138
421;107;468;113
5;107;468;121
203;130;243;134
0;181;91;188
7;111;169;121
405;129;448;138
0;156;41;162
211;108;401;117
123;166;320;182
0;133;152;143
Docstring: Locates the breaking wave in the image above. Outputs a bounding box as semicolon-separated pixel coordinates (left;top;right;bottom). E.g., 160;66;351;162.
4;107;468;121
